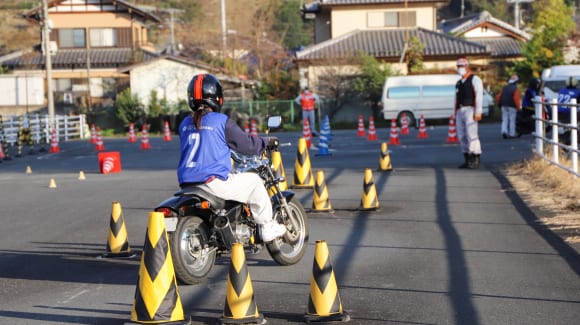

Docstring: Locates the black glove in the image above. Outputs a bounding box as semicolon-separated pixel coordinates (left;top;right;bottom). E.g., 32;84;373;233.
265;136;279;150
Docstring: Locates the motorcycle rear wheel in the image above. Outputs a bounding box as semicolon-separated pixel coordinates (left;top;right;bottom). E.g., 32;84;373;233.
266;197;309;265
170;216;215;285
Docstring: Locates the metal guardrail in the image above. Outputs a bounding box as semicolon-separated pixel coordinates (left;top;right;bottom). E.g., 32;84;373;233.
0;114;88;146
533;96;579;177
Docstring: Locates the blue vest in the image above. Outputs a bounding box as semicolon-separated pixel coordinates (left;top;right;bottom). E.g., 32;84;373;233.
557;87;580;113
177;112;231;185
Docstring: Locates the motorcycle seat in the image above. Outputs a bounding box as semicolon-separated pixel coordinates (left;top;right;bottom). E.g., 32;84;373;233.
175;185;226;210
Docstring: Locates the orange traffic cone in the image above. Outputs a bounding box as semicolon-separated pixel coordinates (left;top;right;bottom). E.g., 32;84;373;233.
400;112;410;135
140;125;151;150
48;129;60;153
250;119;258;136
417;114;428;139
244;122;250;134
303;118;312;148
90;124;97;144
367;116;378;141
356;115;365;137
163;121;172;142
95;127;105;151
0;143;5;160
446;114;459;143
128;123;137;143
389;119;400;145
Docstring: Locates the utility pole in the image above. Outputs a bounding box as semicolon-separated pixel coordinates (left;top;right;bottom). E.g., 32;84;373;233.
221;0;227;68
507;0;534;30
41;0;55;129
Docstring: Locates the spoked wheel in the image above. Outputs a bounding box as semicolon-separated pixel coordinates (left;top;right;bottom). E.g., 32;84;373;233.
169;217;215;285
266;197;309;265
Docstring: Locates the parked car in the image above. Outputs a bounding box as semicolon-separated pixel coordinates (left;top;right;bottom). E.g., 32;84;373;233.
540;65;580;101
379;74;492;127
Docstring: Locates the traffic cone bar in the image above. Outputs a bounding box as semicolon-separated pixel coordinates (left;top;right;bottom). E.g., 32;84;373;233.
128;123;137;143
446;114;459;143
271;150;288;191
103;201;134;258
131;212;185;323
356;115;365;137
220;242;264;324
400;113;410;135
379;142;393;171
292;137;314;189
417;114;428;139
360;168;379;210
367;116;378;141
304;240;350;323
312;170;333;212
389;119;400;145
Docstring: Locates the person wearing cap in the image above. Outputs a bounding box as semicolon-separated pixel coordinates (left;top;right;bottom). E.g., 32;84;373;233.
496;74;522;139
294;86;320;136
454;57;484;169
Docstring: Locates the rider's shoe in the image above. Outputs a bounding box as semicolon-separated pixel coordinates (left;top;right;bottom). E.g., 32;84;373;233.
261;220;287;242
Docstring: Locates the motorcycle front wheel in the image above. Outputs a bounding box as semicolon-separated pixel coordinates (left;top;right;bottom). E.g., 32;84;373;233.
170;216;215;285
266;197;309;265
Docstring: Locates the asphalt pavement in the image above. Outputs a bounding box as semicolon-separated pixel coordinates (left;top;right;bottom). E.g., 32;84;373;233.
0;122;578;325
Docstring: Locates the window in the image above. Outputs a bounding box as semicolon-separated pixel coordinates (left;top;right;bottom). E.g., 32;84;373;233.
367;11;416;28
388;86;420;99
59;28;86;48
423;85;455;97
90;28;117;47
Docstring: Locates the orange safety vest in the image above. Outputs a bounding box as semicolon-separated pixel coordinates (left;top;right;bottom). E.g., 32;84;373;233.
300;93;315;111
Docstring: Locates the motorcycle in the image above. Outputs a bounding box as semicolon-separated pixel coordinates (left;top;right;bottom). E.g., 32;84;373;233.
154;116;309;285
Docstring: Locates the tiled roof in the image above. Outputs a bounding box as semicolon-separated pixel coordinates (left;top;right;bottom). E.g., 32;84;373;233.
318;0;449;5
0;48;159;70
296;28;488;61
471;37;525;58
439;11;531;40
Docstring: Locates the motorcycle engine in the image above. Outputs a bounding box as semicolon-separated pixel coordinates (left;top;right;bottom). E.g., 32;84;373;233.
234;223;253;244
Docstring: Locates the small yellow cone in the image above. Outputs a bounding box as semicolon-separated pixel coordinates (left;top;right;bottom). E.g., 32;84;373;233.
26;166;32;175
78;170;86;180
49;178;57;188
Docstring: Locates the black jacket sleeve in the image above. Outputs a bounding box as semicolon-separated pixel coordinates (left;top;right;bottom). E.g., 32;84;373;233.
224;118;266;155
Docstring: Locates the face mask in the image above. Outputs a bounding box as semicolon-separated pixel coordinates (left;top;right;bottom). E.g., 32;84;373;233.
457;67;466;76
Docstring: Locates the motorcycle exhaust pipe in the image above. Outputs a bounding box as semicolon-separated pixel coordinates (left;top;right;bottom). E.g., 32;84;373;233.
214;215;235;251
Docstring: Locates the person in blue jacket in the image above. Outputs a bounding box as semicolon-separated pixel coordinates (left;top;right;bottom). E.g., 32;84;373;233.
557;76;580;124
177;73;286;242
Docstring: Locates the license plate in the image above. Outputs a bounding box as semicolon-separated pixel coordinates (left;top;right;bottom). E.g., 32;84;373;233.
164;217;178;232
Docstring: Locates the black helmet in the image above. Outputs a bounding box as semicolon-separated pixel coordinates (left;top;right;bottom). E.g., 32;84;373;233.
528;78;540;91
187;74;224;112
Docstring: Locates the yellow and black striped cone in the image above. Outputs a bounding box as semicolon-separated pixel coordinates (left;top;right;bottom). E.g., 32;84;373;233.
360;168;379;211
378;142;393;171
103;201;135;258
271;150;288;191
130;211;185;324
220;242;265;324
292;137;314;189
312;170;333;213
305;240;350;323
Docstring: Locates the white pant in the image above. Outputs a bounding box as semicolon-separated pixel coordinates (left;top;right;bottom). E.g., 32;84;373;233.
456;106;482;154
501;106;517;137
201;172;272;225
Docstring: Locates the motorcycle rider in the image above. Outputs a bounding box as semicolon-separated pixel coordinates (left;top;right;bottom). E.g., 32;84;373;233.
177;73;287;242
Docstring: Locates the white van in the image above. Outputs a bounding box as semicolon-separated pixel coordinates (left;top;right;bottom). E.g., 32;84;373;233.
379;74;492;127
540;65;580;101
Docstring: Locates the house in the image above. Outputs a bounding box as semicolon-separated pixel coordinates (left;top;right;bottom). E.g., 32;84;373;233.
0;0;161;115
438;11;531;60
118;55;258;108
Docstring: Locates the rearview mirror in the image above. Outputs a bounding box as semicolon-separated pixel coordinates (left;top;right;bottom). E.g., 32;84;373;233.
267;116;282;129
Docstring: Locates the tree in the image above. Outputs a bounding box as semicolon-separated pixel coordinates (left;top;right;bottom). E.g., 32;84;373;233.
315;56;361;120
405;36;425;74
514;0;575;79
272;0;313;49
352;54;397;121
114;88;146;127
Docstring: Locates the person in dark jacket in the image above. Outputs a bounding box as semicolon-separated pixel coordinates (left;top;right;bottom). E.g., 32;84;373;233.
177;73;286;242
454;57;483;169
496;74;521;139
